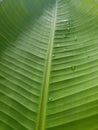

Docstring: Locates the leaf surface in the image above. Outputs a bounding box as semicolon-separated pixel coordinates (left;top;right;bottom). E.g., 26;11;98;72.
0;0;98;130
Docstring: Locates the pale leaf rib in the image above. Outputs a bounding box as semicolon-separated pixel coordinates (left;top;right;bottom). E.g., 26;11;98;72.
36;1;58;130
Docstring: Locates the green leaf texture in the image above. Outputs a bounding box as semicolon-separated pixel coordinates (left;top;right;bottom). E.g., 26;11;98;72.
0;0;98;130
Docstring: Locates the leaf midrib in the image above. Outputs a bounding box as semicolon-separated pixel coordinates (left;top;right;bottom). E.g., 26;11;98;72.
36;1;57;130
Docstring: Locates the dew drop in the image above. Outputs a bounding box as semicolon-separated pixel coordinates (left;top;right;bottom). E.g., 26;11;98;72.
62;19;68;22
71;66;76;71
64;48;67;52
67;27;70;30
59;19;68;23
57;44;60;47
88;55;90;58
48;96;54;102
74;36;77;41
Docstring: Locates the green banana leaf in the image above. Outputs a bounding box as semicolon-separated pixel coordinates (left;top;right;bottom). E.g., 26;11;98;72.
0;0;98;130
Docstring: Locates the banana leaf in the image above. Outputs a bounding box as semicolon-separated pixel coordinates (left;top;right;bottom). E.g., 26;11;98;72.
0;0;98;130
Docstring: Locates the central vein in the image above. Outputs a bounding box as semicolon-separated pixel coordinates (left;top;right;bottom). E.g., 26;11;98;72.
36;1;57;130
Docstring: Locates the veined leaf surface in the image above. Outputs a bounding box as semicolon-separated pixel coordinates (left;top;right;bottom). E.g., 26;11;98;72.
0;0;98;130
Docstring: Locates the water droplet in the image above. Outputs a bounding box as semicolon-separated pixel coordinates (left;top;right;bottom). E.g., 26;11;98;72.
67;27;70;30
74;36;77;41
71;66;76;71
48;96;54;102
59;19;68;23
62;19;68;22
88;55;90;58
57;44;60;47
